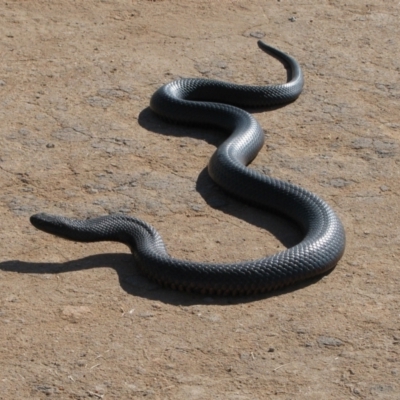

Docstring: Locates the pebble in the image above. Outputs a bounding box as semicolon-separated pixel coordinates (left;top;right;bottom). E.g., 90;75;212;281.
138;312;154;318
317;336;344;347
216;61;227;70
190;204;203;212
249;31;265;39
35;385;55;395
18;128;31;136
328;178;351;188
61;306;91;322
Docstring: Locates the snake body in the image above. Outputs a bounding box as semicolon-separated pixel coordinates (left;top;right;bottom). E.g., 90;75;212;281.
30;41;345;295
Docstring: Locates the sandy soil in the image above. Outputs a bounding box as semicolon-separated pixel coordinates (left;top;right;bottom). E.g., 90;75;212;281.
0;0;399;398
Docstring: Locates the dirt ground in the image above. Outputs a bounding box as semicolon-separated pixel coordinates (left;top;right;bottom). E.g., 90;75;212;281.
0;0;399;398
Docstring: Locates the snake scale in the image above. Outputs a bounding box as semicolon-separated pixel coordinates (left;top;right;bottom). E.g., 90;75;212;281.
31;41;346;295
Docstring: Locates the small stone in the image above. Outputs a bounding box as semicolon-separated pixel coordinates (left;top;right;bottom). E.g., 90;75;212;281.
46;143;55;148
194;63;211;75
249;31;265;39
317;336;344;347
6;295;18;302
36;385;55;395
138;312;154;318
61;306;91;322
289;16;297;22
216;61;227;69
329;178;351;188
18;128;30;136
126;383;138;391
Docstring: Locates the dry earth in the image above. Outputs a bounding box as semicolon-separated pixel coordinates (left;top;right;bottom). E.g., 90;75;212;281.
0;0;399;399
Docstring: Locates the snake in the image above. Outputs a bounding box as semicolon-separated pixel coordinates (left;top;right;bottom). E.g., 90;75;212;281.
30;41;346;295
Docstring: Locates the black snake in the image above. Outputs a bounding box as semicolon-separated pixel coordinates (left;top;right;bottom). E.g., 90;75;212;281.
31;41;346;295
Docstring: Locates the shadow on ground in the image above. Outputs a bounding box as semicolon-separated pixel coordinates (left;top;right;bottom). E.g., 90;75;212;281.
0;254;332;306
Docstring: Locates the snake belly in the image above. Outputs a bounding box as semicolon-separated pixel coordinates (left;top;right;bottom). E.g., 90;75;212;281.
30;41;346;295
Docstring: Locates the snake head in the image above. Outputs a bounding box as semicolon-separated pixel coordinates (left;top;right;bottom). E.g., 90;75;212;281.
30;213;68;235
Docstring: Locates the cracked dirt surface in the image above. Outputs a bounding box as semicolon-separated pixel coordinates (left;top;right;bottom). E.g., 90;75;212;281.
0;1;399;399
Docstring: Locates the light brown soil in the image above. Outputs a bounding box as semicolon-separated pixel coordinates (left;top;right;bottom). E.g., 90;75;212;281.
0;1;399;399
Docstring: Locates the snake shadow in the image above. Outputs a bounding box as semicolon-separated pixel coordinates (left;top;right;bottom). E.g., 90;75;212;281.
0;256;332;306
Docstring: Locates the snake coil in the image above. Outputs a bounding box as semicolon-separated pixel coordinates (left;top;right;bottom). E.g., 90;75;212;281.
31;41;345;295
